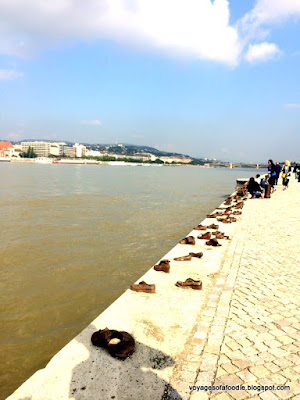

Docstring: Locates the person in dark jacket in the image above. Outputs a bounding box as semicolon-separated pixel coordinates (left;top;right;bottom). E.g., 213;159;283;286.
275;161;281;185
247;177;263;198
268;159;277;191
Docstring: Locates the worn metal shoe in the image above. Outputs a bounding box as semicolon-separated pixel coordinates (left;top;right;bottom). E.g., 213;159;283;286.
179;236;196;245
206;238;222;246
154;259;170;272
193;224;207;230
189;252;203;258
91;328;135;360
197;232;211;240
130;281;156;293
207;224;219;229
175;278;202;290
174;254;192;261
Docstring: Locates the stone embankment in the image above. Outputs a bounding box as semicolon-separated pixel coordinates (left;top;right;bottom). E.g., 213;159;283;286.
6;178;300;400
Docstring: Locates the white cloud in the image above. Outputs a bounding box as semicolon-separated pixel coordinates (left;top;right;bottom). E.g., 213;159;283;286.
241;0;300;27
80;120;102;126
0;0;300;66
0;0;240;66
285;103;300;109
245;42;281;63
0;68;23;80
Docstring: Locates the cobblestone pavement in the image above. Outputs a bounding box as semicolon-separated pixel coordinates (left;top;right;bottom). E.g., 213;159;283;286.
170;178;300;400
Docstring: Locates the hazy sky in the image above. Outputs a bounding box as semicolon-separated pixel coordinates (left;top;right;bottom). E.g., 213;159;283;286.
0;0;300;162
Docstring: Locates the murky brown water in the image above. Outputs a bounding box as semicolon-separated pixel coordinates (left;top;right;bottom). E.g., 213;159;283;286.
0;163;264;398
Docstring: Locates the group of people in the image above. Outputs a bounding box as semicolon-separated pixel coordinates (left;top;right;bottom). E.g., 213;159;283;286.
247;159;295;198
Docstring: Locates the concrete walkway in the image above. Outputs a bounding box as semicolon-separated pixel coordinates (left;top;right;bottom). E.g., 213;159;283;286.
169;177;300;400
6;177;300;400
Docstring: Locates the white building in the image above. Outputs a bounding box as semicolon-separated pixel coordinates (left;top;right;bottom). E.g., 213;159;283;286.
73;143;86;158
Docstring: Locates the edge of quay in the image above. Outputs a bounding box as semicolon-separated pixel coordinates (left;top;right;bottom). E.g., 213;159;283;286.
6;179;250;400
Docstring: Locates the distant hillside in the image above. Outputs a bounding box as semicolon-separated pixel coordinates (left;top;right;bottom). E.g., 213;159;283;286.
7;139;209;163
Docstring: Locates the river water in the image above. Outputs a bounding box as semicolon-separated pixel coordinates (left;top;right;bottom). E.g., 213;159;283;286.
0;163;265;398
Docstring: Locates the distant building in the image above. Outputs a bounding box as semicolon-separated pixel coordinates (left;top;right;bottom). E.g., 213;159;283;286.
0;141;15;157
85;150;103;157
73;143;86;158
159;156;192;164
49;142;65;156
63;145;75;157
21;141;51;157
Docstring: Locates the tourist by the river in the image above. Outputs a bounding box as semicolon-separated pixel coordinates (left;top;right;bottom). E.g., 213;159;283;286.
275;161;281;185
267;159;277;191
294;164;299;180
282;160;292;190
247;177;264;198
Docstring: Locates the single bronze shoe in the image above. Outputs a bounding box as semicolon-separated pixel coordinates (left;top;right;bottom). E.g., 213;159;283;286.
227;217;237;222
154;259;170;272
222;219;232;224
189;252;203;258
234;202;244;209
174;254;192;261
206;238;222;246
232;211;242;215
213;232;230;240
91;327;112;348
175;278;202;290
207;223;219;229
206;214;217;218
107;331;135;360
91;328;135;360
197;232;211;240
130;281;155;293
179;236;195;245
193;224;207;230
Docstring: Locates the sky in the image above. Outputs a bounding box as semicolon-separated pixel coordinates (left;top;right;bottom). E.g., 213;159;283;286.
0;0;300;163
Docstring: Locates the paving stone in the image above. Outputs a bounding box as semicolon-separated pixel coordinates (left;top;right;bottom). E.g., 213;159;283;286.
259;392;279;400
249;366;271;379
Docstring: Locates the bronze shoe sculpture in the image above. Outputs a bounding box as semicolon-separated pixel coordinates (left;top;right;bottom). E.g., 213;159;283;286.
213;232;230;240
206;214;217;218
206;238;222;246
91;328;135;360
234;202;244;209
154;259;170;272
189;251;203;258
174;254;192;261
197;232;211;240
130;281;155;293
207;223;219;229
175;278;202;290
193;224;207;230
232;211;242;215
179;236;195;245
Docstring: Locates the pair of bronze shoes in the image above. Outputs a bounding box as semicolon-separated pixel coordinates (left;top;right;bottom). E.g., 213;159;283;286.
175;278;202;290
206;238;222;246
91;328;135;360
232;211;242;215
179;236;195;245
130;281;156;293
154;259;170;273
174;252;203;261
197;232;211;240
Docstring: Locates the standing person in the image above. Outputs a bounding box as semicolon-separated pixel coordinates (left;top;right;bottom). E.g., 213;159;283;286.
275;162;281;185
267;159;276;191
282;160;292;190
